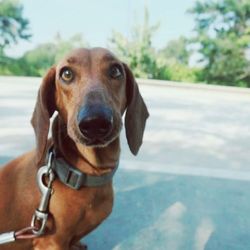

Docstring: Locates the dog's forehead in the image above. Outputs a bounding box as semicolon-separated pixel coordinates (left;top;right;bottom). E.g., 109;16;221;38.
59;48;118;67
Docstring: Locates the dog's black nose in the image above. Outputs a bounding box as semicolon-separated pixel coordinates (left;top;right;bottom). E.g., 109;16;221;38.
78;105;113;140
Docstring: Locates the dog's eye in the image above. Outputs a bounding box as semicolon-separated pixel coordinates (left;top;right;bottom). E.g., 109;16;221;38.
60;67;74;83
109;64;123;79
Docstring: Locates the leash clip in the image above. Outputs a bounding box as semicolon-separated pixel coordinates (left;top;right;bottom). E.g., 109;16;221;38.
31;152;55;236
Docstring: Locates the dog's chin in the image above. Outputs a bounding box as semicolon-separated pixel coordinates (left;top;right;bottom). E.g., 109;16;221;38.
73;133;118;148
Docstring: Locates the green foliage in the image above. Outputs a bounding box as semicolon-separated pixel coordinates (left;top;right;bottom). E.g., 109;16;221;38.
0;34;88;76
189;0;250;86
0;0;31;53
109;8;199;83
160;37;189;65
158;37;200;82
1;1;249;88
53;33;86;63
158;63;200;83
109;8;161;79
22;43;56;76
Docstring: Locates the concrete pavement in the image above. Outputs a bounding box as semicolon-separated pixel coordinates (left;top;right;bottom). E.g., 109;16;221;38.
1;76;250;250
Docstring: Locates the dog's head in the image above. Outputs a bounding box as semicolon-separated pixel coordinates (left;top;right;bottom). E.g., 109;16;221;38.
31;48;149;164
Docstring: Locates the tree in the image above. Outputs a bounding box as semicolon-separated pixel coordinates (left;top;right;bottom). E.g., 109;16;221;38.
160;36;190;65
53;33;87;63
0;0;31;55
9;34;88;76
109;7;161;79
157;37;200;82
189;0;250;86
109;8;199;83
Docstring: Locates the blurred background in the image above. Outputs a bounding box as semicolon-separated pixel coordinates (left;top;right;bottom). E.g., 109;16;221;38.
1;1;250;250
0;0;250;87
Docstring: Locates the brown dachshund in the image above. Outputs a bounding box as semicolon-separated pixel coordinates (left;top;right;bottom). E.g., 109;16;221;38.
0;48;149;250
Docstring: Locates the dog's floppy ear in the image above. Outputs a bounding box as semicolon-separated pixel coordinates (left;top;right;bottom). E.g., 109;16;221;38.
31;67;56;165
123;63;149;155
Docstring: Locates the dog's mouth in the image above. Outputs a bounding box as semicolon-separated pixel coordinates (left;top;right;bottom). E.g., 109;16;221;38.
84;137;110;147
75;123;121;148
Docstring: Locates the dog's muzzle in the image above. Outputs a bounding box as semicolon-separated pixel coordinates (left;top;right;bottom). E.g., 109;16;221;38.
77;104;113;141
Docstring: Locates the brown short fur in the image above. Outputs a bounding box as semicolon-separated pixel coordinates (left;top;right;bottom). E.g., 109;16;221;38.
0;48;149;250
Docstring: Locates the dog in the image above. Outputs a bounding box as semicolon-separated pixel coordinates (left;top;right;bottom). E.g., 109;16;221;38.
0;48;149;250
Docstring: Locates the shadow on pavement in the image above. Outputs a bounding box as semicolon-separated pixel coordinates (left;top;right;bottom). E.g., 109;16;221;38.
84;168;250;250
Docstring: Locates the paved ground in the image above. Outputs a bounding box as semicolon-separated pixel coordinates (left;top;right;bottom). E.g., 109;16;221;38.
1;76;250;250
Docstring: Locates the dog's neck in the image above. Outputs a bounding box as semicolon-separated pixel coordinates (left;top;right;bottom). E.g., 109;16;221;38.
52;115;120;176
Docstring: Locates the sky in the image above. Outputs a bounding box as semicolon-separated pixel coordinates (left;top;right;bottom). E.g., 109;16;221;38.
6;0;197;57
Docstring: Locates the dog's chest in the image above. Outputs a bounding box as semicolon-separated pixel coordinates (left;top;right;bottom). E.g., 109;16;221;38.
50;181;114;235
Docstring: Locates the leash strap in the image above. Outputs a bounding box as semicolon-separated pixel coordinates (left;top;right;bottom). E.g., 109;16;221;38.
0;226;39;245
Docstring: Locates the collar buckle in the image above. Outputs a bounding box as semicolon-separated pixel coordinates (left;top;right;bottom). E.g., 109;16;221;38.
65;167;85;190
